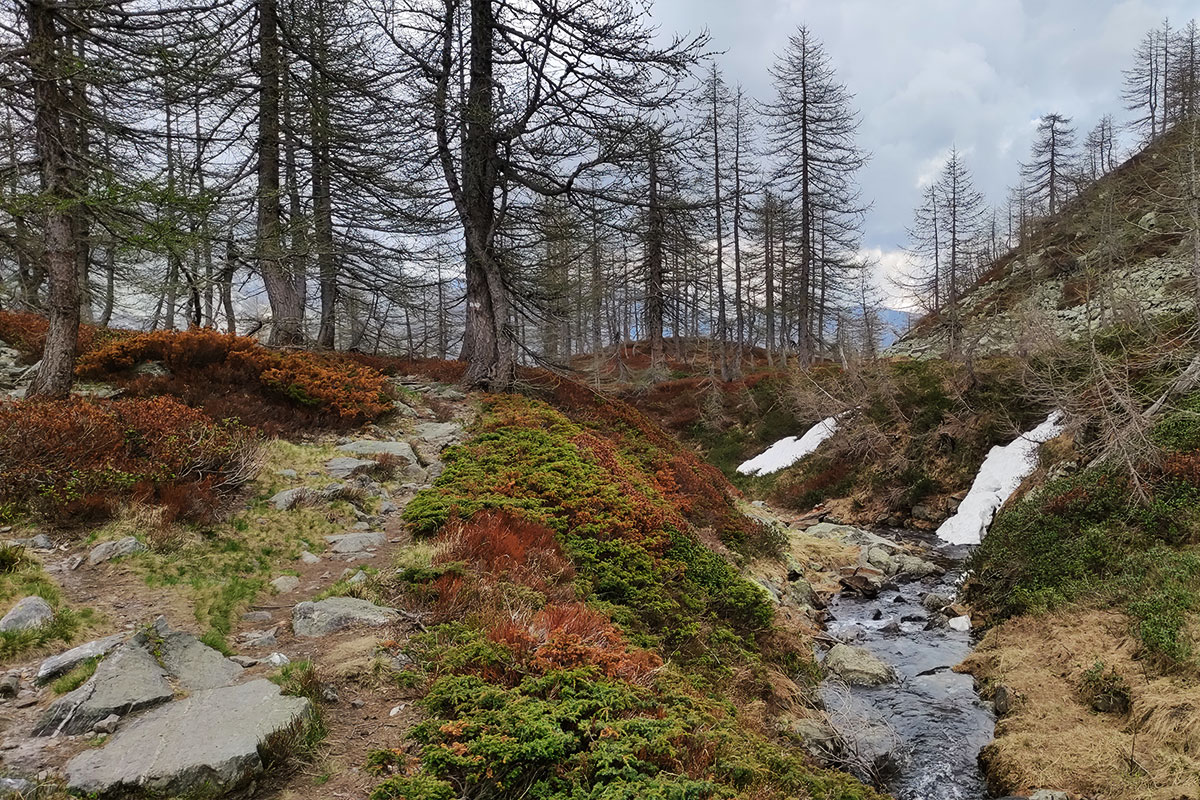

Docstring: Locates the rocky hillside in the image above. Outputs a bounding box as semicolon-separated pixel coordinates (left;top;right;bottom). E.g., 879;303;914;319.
891;125;1197;359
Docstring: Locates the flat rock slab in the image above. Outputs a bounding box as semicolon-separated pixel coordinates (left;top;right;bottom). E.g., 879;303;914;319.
325;532;385;554
36;633;126;685
412;421;463;447
824;643;895;687
0;596;53;632
157;632;243;691
65;679;311;797
88;536;146;566
36;645;173;736
325;456;376;479
292;597;398;637
269;487;311;511
337;440;417;463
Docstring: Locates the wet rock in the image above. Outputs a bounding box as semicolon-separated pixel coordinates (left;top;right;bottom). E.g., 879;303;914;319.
839;574;881;599
35;633;126;685
270;575;300;593
993;684;1015;717
894;554;941;579
35;645;174;736
824;643;895;686
65;679;311;797
325;532;385;554
324;457;375;479
0;597;53;633
87;536;146;566
156;631;243;691
921;593;951;613
292;597;398;637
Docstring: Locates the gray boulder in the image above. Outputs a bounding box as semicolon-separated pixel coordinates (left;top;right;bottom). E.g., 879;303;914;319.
156;632;243;691
325;532;385;554
87;537;146;566
824;643;896;686
894;554;941;578
0;597;53;633
269;488;311;511
270;575;300;593
35;645;173;736
413;421;463;448
35;633;126;685
65;679;311;797
292;597;398;637
324;457;375;479
806;522;900;552
337;440;417;463
921;593;952;613
0;777;36;798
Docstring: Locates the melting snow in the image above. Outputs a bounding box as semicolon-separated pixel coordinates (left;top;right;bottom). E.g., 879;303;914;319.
936;411;1065;546
736;415;841;476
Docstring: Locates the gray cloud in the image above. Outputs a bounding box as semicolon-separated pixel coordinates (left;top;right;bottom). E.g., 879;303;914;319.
650;0;1194;303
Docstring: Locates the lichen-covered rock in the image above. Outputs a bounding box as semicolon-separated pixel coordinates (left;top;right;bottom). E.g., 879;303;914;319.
824;643;895;686
0;596;53;632
65;679;310;797
292;597;397;637
35;645;173;736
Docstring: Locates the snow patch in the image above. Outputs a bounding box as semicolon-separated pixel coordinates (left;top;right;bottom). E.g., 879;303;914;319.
736;415;841;477
936;411;1065;546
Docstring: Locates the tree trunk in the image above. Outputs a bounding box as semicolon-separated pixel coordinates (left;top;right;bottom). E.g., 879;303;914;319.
256;0;303;345
645;138;666;381
26;0;80;398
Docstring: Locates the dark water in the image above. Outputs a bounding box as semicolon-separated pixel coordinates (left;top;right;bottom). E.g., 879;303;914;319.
819;537;995;800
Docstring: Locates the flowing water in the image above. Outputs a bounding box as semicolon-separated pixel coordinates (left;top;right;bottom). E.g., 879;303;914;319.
819;534;995;800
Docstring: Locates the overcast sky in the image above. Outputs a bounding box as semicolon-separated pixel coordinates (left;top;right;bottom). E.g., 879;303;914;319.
649;0;1194;307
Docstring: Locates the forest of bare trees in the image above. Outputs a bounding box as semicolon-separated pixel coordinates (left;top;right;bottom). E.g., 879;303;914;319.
1;3;1198;395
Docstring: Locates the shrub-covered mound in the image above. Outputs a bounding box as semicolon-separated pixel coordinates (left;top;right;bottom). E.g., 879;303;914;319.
967;388;1200;668
0;311;119;361
0;395;259;525
372;381;882;800
762;358;1048;524
75;328;394;431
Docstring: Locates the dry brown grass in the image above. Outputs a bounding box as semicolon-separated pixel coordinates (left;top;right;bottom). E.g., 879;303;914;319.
960;607;1200;799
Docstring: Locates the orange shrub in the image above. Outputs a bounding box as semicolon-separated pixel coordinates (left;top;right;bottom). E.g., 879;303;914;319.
434;509;575;596
0;310;117;361
0;395;259;525
76;328;393;428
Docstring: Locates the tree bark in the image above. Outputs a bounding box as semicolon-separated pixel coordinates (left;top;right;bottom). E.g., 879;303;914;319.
26;0;80;399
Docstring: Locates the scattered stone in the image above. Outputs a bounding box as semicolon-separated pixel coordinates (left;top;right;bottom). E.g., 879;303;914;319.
93;714;120;734
35;633;126;685
239;628;278;648
276;468;298;479
65;679;311;797
264;653;290;667
87;536;146;566
0;673;18;698
67;555;84;571
0;777;36;798
228;656;259;668
379;500;400;514
270;575;300;594
157;631;243;691
350;698;364;709
298;551;320;565
325;532;385;554
35;645;174;736
347;570;368;586
0;596;53;633
947;615;972;632
824;644;895;686
12;534;52;550
241;611;273;624
338;440;417;463
921;593;952;613
412;421;463;448
350;521;371;531
292;597;398;638
325;457;376;479
269;487;311;511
